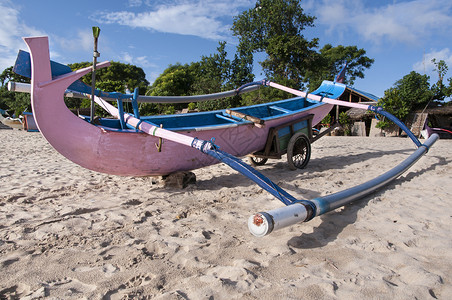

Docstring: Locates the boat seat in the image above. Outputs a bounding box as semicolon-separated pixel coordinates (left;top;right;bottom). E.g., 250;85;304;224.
225;109;264;128
269;105;292;114
215;114;240;123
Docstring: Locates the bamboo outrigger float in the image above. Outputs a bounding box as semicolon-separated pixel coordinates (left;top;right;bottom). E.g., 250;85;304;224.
11;35;439;237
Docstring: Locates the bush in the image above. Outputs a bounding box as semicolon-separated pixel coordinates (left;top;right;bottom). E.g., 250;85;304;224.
321;114;332;126
338;111;351;135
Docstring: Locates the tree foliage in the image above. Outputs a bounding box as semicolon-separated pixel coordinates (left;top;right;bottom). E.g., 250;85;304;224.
232;0;318;90
67;61;149;111
0;66;31;116
349;57;452;130
192;42;239;111
431;58;452;102
68;61;149;94
140;63;198;115
305;44;375;90
231;0;374;104
376;71;434;129
147;41;255;113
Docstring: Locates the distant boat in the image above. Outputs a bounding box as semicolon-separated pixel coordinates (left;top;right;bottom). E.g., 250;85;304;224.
22;112;39;132
0;114;22;129
421;124;452;139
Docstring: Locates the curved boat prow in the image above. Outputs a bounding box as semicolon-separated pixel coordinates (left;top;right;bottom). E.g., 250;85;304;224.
24;36;118;174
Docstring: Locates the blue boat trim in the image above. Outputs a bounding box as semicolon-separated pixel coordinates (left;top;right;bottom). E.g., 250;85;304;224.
131;87;140;119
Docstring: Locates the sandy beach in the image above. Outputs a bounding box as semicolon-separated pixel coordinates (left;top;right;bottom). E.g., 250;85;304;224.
0;129;451;299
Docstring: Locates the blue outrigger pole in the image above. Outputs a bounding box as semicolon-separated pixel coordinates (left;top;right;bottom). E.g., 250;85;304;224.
245;81;439;236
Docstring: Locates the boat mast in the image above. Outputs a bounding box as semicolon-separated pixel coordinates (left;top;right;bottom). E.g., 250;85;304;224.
90;27;100;123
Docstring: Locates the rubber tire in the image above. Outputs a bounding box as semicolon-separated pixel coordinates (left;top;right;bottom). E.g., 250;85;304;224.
249;156;268;166
287;132;311;170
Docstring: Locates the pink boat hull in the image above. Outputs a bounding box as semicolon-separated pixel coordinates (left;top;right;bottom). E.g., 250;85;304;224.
26;36;333;176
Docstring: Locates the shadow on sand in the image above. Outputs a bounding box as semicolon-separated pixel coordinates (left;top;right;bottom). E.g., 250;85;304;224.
286;155;450;249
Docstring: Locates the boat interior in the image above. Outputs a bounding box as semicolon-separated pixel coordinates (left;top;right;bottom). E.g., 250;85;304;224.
84;95;321;131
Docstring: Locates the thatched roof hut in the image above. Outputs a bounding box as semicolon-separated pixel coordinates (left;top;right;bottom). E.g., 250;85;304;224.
332;86;379;122
346;102;377;121
417;104;452;129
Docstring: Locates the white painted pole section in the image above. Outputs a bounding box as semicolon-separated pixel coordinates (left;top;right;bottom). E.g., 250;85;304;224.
7;81;209;148
7;82;31;94
94;96;197;147
248;203;308;237
267;81;371;110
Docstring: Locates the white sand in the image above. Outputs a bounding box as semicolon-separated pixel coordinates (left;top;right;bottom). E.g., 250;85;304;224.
0;129;451;299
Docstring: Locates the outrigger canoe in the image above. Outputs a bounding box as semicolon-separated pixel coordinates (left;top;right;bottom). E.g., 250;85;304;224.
12;36;439;237
13;37;340;177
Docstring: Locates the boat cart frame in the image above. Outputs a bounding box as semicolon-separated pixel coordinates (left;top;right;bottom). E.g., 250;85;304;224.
248;114;338;170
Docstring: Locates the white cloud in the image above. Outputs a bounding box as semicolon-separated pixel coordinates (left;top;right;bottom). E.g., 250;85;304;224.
56;29;93;53
413;48;452;78
121;52;134;64
312;0;452;44
118;51;155;69
93;0;253;40
128;0;142;7
0;1;45;71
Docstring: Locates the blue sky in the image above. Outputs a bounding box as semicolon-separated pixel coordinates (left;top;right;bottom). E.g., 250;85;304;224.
1;0;452;98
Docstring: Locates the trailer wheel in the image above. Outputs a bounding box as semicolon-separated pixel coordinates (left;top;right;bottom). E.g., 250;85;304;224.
249;156;268;166
287;132;311;170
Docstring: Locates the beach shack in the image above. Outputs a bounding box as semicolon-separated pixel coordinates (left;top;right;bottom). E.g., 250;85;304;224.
327;64;380;136
330;85;379;136
413;105;452;139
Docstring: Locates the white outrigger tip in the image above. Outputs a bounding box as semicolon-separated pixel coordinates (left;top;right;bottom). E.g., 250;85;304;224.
248;203;310;237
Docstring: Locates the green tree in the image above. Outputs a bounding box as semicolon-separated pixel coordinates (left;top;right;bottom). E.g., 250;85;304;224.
0;66;31;116
68;61;149;94
431;58;452;103
377;71;433;129
305;44;374;90
68;61;150;112
191;42;231;94
193;42;240;111
396;71;433;107
231;0;374;104
230;42;255;87
147;41;255;113
232;0;318;90
140;63;198;115
149;63;195;97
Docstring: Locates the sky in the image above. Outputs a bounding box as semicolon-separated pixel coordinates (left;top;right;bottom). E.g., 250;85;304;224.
1;0;452;98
